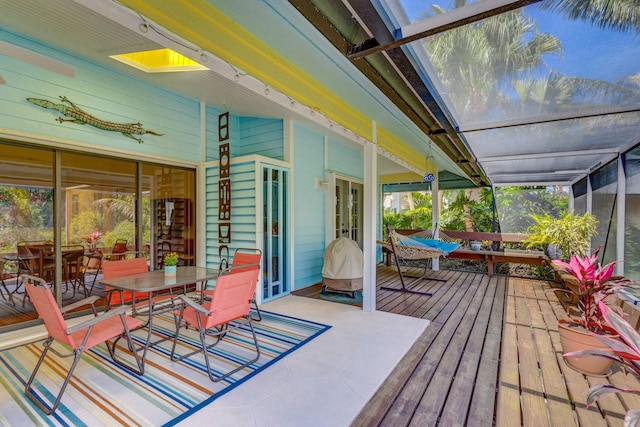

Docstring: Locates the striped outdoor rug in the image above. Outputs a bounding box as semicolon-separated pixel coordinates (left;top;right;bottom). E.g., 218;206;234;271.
0;310;330;426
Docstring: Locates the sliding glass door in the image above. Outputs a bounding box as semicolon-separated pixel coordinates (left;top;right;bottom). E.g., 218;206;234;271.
0;140;195;332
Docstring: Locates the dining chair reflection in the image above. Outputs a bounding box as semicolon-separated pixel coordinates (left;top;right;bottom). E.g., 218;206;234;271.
106;239;128;261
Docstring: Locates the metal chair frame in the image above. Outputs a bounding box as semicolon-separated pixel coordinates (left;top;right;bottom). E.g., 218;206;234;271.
23;275;143;415
171;267;261;382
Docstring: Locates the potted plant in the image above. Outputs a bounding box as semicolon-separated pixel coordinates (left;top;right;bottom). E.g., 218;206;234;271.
566;300;640;426
524;211;598;260
552;247;627;375
164;252;179;276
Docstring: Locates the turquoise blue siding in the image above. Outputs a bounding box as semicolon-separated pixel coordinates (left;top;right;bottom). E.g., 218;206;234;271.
205;114;281;162
293;124;326;288
205;161;258;268
0;30;201;162
238;117;284;160
328;138;363;178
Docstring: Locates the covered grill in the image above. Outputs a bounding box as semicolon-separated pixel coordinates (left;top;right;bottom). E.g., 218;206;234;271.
321;237;363;297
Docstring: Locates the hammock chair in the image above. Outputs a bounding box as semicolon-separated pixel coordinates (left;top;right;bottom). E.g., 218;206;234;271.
377;224;460;296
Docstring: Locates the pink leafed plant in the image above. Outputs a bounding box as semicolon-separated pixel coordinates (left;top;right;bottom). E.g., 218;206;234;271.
565;301;640;427
552;246;627;333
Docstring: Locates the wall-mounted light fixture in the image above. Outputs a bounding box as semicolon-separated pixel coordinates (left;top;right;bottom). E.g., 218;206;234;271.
314;176;329;192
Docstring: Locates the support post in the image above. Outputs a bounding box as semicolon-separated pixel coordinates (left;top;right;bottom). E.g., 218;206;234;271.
362;135;377;312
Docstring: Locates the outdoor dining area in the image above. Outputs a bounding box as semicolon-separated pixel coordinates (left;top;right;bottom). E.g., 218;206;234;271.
0;249;276;417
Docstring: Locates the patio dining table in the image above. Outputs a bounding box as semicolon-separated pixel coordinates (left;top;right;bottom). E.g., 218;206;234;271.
99;266;218;373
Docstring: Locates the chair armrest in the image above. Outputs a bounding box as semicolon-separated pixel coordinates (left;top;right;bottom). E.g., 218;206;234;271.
179;295;210;315
60;295;100;314
66;305;129;334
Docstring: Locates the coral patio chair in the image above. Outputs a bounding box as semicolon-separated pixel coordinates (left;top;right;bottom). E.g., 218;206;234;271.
170;267;261;382
23;275;143;415
101;257;152;315
102;257;179;316
206;247;262;321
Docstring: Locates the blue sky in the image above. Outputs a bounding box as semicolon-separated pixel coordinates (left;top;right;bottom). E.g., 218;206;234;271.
397;1;640;83
528;5;640;83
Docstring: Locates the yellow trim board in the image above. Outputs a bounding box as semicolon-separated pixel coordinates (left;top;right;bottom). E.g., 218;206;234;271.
120;0;369;134
120;0;430;172
377;126;435;174
380;172;425;184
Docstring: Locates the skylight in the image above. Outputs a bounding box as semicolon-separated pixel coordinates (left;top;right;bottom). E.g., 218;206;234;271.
110;48;208;73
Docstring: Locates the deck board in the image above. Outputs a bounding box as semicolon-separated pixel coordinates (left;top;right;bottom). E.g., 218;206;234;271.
294;265;640;426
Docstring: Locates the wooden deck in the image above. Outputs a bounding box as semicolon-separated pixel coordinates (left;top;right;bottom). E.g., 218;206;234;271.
293;265;640;426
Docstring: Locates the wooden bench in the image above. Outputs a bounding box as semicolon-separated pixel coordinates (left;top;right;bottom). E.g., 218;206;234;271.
385;229;549;276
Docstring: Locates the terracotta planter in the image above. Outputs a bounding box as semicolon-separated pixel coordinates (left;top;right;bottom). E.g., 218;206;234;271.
558;319;617;375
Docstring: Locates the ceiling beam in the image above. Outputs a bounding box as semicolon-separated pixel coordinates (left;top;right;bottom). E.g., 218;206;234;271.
478;148;619;162
347;0;542;59
459;106;640;133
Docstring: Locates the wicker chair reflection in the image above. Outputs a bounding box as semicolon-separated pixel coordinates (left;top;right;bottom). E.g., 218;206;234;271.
0;260;14;304
107;239;128;261
170;267;261;382
23;275;143;415
78;253;103;297
16;241;55;281
61;245;86;298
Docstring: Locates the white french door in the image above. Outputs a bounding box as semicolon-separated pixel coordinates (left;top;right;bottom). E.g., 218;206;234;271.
261;165;289;301
334;176;363;248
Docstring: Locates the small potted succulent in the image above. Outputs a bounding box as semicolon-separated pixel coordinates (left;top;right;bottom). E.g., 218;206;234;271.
552;247;628;374
164;252;179;276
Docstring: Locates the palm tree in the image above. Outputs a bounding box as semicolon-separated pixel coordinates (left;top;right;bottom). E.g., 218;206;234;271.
541;0;640;34
424;6;563;120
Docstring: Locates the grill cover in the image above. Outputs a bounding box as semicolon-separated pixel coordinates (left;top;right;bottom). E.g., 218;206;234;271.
322;237;363;291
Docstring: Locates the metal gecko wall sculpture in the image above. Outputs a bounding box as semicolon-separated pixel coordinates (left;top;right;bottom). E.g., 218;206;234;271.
27;96;163;143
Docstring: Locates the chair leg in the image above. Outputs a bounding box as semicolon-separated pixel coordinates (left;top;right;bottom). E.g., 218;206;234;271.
171;313;223;362
25;339;83;415
171;315;261;382
85;271;99;297
251;295;262;322
107;320;144;375
204;317;261;383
